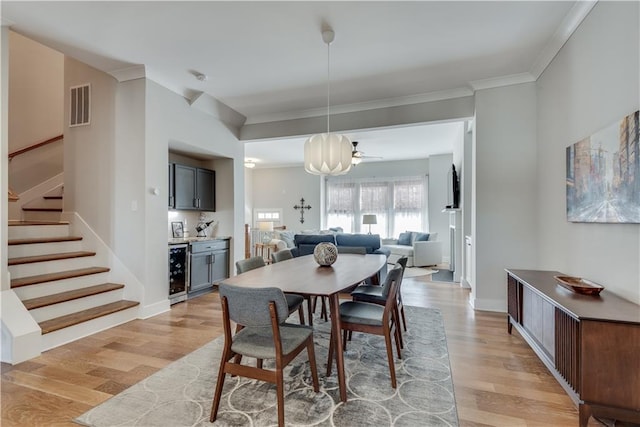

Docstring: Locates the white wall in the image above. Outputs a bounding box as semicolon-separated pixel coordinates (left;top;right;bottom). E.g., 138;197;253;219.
8;31;63;150
1;25;10;291
251;166;322;232
64;57;117;245
536;2;639;304
473;83;538;311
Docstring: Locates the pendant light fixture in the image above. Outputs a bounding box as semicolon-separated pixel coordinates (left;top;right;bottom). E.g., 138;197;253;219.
304;28;352;176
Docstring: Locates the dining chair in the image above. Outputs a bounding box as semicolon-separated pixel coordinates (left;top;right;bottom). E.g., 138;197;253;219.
271;248;293;263
236;256;306;324
270;248;324;326
210;284;320;427
327;264;404;388
350;256;408;333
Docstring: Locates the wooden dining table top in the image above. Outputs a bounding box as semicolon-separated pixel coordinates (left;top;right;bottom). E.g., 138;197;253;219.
222;253;386;296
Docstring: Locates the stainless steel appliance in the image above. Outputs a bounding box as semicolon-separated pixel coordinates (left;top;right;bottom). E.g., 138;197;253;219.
169;244;188;304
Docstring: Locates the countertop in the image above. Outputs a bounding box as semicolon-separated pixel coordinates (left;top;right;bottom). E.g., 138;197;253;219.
168;236;231;245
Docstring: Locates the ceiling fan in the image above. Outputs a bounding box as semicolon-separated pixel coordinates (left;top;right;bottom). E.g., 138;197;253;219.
351;141;382;165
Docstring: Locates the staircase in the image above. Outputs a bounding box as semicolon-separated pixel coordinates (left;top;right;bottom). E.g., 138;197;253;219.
7;221;140;351
21;186;64;222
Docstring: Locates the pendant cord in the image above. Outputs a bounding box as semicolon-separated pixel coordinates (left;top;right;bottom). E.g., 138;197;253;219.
327;40;331;134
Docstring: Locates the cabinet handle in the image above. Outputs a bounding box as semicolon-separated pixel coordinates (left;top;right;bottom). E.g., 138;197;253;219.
211;254;215;264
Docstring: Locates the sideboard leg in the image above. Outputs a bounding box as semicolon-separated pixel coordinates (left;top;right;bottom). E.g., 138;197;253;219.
507;316;513;334
579;403;592;427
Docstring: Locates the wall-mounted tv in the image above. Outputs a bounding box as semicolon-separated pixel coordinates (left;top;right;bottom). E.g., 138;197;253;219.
446;164;460;209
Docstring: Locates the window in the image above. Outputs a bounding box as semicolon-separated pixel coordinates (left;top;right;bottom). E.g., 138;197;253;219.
325;176;428;238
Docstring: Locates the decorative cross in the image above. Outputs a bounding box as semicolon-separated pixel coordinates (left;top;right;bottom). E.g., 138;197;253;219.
293;197;312;224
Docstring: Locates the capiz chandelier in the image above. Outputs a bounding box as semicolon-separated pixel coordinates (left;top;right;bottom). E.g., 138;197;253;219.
304;28;352;176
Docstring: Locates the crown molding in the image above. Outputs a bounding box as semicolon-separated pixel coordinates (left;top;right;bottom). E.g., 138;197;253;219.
469;72;537;91
244;86;473;125
108;65;146;82
530;0;598;79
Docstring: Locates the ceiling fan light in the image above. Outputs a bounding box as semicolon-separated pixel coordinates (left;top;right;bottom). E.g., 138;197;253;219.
351;155;362;165
304;133;352;175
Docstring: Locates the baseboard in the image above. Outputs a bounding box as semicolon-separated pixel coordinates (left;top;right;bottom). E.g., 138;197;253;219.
469;296;506;313
138;300;171;319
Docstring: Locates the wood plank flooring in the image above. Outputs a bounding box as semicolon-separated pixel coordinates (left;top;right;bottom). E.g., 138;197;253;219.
1;273;612;426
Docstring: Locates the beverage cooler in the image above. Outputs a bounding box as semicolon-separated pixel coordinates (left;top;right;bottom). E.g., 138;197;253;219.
169;244;188;304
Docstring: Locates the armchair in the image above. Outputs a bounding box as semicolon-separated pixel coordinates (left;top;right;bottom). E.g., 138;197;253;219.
381;231;441;267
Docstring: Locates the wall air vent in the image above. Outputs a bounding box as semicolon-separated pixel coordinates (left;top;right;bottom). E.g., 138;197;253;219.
69;84;91;127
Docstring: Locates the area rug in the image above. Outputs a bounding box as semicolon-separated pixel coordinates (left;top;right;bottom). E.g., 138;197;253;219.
75;306;458;427
399;266;436;278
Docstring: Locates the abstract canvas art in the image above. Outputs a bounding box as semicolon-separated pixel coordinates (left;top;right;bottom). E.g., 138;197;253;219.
566;110;639;223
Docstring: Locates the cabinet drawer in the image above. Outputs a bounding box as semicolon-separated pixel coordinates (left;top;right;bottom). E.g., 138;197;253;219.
190;240;229;253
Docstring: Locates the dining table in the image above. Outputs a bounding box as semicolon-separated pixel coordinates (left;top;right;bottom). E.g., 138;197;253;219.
221;253;387;402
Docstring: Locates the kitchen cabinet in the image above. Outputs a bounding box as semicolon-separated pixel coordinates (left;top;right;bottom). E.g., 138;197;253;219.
189;239;229;294
172;164;216;211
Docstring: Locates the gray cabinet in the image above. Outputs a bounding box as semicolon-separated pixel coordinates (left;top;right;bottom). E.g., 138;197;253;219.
189;240;229;294
172;164;216;211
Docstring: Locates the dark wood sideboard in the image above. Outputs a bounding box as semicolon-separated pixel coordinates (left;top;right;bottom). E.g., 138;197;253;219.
506;269;640;427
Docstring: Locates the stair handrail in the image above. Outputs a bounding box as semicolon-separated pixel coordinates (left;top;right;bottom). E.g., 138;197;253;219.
8;134;63;160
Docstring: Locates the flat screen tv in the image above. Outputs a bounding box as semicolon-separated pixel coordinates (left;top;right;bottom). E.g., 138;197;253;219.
446;164;460;209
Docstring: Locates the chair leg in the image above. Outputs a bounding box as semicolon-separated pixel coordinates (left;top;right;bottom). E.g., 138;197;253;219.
210;348;231;422
342;329;348;351
256;359;263;369
326;328;334;376
398;295;408;332
393;321;403;360
320;297;328;321
306;340;320;392
276;368;285;427
298;305;305;325
383;326;397;389
393;305;404;349
306;296;314;327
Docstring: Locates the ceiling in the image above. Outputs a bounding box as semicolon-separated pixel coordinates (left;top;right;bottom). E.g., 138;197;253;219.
1;1;593;167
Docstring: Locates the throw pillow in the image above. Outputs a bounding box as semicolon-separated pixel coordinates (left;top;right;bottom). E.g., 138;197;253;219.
276;231;295;248
397;232;412;246
413;232;430;242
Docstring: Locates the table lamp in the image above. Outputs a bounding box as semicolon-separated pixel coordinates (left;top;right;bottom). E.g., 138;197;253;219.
362;214;377;234
259;221;274;243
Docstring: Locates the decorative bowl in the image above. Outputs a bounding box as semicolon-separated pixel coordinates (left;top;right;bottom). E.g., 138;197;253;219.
313;242;338;266
553;275;604;296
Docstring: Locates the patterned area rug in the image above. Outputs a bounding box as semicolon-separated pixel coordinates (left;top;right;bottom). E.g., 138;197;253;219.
75;306;458;427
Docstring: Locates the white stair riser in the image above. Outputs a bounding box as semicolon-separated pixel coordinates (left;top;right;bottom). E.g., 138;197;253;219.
13;273;111;300
8;241;83;258
23;198;63;210
8;224;69;240
9;256;98;279
41;307;139;352
23;211;63;222
30;289;125;322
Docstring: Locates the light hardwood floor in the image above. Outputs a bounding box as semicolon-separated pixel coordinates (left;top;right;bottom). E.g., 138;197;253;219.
1;272;608;426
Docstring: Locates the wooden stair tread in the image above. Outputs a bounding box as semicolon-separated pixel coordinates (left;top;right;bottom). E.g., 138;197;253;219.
22;207;63;212
22;283;125;310
9;221;69;226
8;236;83;245
9;251;96;265
43;195;63;200
11;267;110;288
39;300;139;334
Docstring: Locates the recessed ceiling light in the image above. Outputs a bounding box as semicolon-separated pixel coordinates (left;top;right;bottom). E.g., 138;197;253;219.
195;72;208;82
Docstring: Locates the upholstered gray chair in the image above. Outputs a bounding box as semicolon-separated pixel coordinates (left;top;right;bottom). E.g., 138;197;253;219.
210;284;320;426
351;256;408;334
328;264;404;388
236;256;306;324
271;248;293;263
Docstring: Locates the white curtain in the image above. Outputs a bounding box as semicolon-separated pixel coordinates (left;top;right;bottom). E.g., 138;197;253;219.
326;175;428;237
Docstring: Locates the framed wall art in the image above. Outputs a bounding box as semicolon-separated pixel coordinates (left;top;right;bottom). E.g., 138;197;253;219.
171;221;184;238
566;110;639;223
